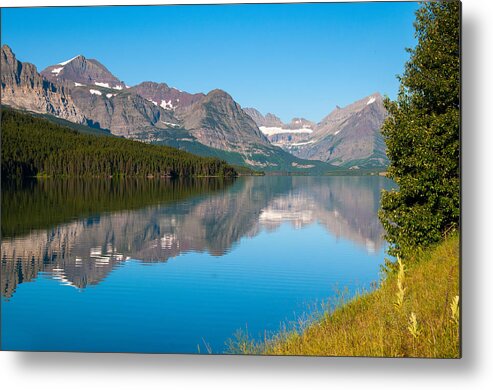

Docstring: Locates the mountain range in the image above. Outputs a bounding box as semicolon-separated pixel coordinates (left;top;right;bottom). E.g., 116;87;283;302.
245;94;388;169
1;44;388;171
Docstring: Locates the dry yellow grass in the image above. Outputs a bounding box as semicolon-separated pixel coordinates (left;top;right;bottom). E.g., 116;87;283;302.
231;235;460;358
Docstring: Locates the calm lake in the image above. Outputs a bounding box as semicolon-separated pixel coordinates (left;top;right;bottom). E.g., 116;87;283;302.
1;176;394;353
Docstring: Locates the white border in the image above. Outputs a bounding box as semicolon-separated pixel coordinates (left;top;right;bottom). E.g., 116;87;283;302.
1;1;492;389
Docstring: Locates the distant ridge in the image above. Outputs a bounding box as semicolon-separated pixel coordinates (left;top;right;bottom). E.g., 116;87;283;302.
244;93;388;168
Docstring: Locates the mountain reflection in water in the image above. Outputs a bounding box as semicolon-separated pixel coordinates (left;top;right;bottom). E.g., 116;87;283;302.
1;176;394;299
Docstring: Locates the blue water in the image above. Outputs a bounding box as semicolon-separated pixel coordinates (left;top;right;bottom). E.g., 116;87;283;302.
1;176;394;353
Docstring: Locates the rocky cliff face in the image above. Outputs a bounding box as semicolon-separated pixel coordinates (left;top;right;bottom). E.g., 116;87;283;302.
180;89;271;150
1;45;84;122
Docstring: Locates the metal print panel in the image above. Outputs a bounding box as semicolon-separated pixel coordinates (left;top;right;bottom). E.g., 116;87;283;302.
0;1;461;357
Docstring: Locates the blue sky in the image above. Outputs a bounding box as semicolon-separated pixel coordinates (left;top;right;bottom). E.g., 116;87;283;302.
1;2;418;122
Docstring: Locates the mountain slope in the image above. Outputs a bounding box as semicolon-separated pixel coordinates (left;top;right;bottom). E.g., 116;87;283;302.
246;94;388;169
130;81;205;111
296;93;388;168
68;86;177;137
181;90;271;150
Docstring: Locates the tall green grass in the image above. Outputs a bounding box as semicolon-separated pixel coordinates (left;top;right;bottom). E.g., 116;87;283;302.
229;235;460;358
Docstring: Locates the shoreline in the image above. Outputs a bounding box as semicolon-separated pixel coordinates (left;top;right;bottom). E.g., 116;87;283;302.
229;235;460;358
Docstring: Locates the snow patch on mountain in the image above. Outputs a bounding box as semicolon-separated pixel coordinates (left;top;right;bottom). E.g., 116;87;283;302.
89;89;102;96
94;82;125;90
51;67;63;75
291;140;315;146
259;126;313;136
161;121;181;128
367;96;376;105
160;100;174;110
59;55;80;66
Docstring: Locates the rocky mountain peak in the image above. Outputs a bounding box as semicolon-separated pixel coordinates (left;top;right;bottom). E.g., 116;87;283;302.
1;44;14;59
58;54;85;65
1;44;19;83
180;88;272;151
204;89;233;102
285;117;316;130
316;93;384;135
243;107;284;128
41;55;126;90
138;81;170;90
199;89;248;114
265;113;284;126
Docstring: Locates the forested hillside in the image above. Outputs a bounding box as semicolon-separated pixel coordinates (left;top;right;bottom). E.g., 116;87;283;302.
1;108;237;179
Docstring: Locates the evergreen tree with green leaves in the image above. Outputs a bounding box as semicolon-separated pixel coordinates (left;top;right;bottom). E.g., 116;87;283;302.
1;108;239;179
379;1;460;260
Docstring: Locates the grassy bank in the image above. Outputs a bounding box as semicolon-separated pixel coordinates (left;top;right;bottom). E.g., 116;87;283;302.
231;235;460;358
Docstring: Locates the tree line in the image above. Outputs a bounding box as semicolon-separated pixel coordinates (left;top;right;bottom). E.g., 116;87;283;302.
1;108;238;179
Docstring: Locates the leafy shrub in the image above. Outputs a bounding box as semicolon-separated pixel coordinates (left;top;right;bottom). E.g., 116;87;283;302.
379;1;461;259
